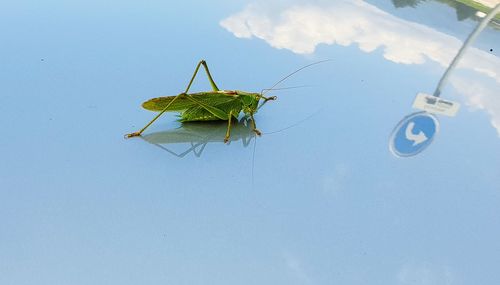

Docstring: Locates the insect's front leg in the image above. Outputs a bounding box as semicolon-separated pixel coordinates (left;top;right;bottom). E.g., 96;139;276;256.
224;111;234;144
250;113;261;136
262;95;277;102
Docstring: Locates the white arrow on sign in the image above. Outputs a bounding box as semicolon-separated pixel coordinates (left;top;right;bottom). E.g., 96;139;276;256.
405;122;428;146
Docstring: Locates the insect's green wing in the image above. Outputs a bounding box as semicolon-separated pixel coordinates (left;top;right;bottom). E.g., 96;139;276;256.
142;92;237;112
142;95;195;112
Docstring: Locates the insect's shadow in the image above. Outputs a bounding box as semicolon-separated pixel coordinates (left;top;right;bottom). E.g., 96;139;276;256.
141;118;256;158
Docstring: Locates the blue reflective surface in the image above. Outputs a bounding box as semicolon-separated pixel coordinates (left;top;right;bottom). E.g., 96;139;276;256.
1;1;499;284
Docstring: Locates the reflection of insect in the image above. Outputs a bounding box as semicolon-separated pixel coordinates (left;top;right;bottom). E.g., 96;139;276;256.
125;60;276;142
142;118;256;158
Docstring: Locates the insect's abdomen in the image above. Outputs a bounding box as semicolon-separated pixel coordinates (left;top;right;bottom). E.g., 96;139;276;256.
180;101;242;122
180;107;221;122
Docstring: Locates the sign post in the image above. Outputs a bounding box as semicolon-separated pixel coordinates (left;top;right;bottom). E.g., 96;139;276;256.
388;4;499;158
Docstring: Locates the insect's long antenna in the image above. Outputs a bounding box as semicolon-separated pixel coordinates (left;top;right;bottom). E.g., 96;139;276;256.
261;109;320;135
262;59;332;95
260;85;311;94
257;85;312;111
250;110;319;187
251;132;257;189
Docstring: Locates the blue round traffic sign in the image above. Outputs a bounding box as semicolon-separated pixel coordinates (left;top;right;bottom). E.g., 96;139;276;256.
389;112;439;157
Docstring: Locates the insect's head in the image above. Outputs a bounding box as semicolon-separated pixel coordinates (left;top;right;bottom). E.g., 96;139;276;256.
240;93;261;114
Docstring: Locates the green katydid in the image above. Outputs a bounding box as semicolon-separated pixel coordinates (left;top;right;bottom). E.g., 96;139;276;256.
125;59;328;142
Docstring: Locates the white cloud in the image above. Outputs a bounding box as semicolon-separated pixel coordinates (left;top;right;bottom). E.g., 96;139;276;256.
450;73;500;134
221;0;500;136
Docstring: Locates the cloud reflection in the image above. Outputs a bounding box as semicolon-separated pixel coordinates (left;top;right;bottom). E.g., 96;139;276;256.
221;0;500;136
398;263;454;285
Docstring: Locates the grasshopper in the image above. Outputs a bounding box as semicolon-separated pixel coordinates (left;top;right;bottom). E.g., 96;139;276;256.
125;60;276;142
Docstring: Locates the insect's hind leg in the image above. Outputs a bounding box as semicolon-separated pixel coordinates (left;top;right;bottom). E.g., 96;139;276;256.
125;93;187;138
184;60;220;93
125;60;221;138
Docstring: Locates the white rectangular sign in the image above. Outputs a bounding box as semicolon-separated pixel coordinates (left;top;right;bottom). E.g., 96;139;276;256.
412;93;460;117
